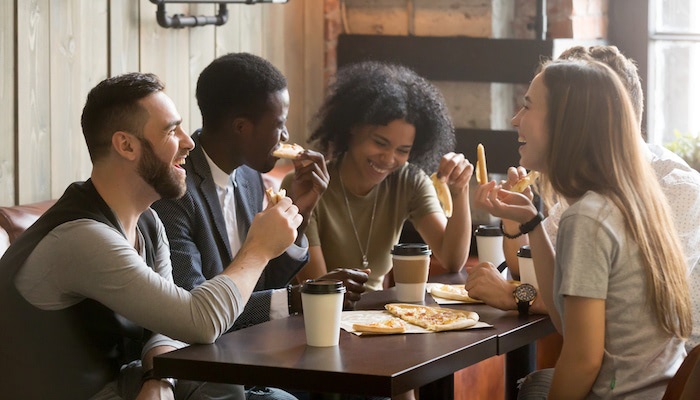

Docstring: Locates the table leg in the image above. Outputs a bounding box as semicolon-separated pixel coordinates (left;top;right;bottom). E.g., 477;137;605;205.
419;374;454;400
505;343;536;400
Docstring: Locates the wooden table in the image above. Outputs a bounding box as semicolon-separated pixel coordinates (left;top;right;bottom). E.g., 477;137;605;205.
154;274;553;398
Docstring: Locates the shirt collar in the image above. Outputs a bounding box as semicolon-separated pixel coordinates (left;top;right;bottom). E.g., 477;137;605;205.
202;148;236;189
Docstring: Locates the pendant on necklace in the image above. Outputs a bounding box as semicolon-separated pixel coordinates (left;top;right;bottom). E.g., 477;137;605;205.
361;256;369;269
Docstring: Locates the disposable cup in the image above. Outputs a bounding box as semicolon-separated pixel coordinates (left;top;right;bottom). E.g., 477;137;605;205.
474;225;505;267
301;280;346;347
517;245;537;289
391;243;431;302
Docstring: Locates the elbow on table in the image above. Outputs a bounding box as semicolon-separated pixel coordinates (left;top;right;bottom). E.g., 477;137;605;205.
182;329;220;345
433;254;467;273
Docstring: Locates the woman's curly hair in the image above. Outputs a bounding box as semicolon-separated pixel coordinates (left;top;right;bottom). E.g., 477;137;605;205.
308;61;455;173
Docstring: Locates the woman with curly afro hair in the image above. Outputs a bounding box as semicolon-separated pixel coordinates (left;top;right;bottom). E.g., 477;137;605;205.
284;61;474;294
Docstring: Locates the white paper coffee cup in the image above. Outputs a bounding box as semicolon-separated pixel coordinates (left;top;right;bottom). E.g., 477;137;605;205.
474;225;505;267
301;280;346;347
391;243;431;302
517;245;537;289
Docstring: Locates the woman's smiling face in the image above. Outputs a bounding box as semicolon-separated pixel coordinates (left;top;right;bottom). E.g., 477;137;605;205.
511;72;550;172
345;119;416;188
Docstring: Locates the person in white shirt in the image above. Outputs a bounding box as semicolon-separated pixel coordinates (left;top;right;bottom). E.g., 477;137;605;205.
151;53;369;399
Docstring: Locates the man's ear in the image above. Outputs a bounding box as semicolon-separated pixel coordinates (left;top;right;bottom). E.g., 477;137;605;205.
112;131;139;161
232;117;253;137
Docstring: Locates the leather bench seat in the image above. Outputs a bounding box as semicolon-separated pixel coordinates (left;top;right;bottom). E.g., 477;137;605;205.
0;200;56;257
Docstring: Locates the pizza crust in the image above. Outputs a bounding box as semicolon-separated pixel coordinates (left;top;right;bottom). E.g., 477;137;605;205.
475;143;488;185
352;317;407;334
385;303;479;332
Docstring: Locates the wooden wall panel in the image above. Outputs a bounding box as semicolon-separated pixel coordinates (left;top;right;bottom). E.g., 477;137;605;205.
266;2;306;143
303;1;325;143
187;3;217;132
0;0;15;205
239;5;265;55
3;0;322;206
139;1;192;133
17;0;52;204
216;5;243;54
49;0;108;198
109;0;140;76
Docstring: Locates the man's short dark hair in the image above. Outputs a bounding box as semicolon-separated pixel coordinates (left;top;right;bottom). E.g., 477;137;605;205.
81;72;165;162
196;53;288;131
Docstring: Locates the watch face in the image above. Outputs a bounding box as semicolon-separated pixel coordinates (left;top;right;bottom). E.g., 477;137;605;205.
515;283;537;302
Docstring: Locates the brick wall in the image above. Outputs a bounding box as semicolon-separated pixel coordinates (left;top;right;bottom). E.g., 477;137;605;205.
325;0;609;81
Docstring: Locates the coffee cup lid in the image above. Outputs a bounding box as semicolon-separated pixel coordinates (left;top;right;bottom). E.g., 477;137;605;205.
391;243;431;256
474;225;502;237
517;245;532;258
301;279;346;294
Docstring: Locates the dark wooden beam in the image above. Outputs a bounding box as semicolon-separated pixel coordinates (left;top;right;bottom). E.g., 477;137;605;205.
337;34;554;84
455;129;520;175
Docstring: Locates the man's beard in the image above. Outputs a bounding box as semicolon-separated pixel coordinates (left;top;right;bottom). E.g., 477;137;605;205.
137;138;186;199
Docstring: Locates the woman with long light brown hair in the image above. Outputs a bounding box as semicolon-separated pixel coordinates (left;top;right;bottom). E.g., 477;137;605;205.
475;58;691;399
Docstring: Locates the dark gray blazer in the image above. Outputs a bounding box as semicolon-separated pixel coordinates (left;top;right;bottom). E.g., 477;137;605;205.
152;131;307;330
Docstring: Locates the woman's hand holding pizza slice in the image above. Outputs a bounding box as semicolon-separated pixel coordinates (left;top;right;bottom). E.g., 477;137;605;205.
431;152;474;218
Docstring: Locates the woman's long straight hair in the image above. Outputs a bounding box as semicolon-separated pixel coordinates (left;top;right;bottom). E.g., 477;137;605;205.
542;59;691;338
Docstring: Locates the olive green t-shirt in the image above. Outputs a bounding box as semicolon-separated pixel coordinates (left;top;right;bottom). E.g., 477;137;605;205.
283;160;442;290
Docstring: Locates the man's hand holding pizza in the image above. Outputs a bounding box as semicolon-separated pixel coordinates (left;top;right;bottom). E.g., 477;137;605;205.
276;144;330;239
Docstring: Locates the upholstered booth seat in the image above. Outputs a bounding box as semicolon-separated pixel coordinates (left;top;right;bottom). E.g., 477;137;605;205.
0;200;56;257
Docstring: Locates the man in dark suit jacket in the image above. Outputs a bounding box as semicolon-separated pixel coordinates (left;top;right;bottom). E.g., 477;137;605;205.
152;53;369;335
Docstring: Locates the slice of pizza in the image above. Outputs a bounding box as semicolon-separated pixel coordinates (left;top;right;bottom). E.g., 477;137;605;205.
265;187;287;205
431;173;453;218
510;171;540;193
385;303;479;332
430;284;482;303
352;317;407;334
273;143;304;159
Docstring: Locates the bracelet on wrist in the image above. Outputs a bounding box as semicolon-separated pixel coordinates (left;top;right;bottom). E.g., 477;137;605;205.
500;212;544;239
500;220;522;239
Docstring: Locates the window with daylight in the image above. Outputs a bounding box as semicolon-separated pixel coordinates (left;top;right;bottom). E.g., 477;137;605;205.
648;0;700;145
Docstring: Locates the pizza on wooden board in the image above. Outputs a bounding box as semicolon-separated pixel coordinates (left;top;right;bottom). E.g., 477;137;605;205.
385;303;479;332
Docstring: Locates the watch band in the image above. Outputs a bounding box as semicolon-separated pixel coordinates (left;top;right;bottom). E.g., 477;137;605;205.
517;299;531;315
